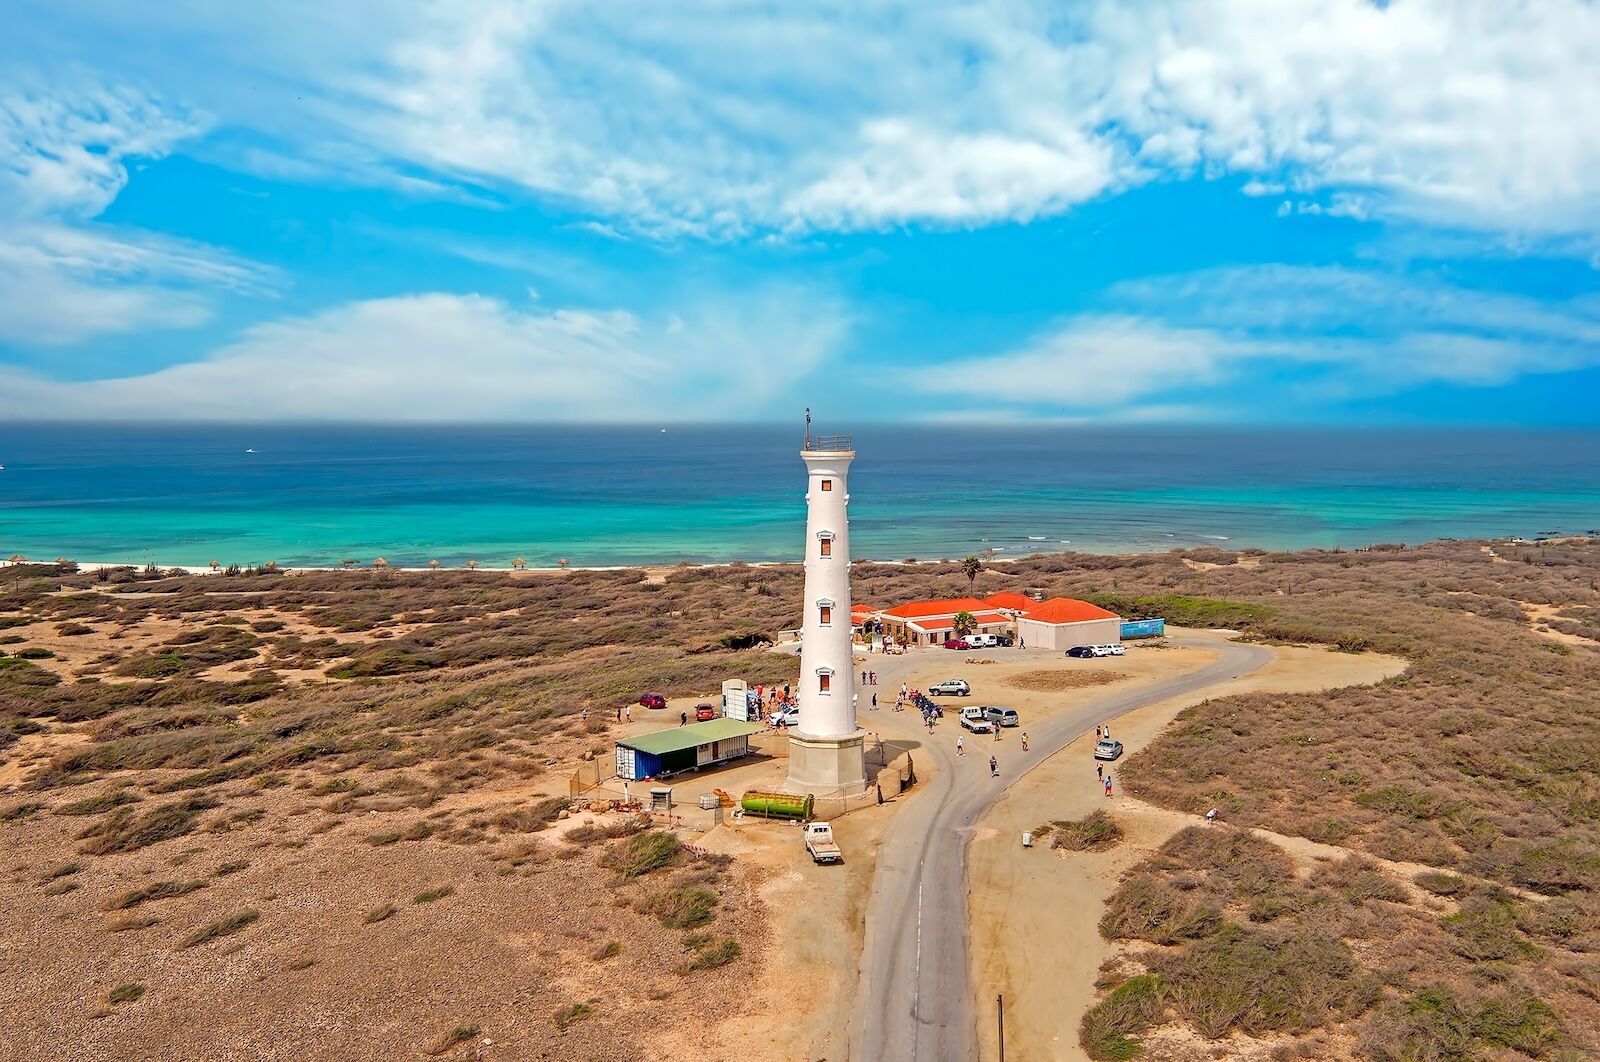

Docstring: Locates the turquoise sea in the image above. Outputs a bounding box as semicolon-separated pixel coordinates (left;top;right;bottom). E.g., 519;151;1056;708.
0;425;1596;568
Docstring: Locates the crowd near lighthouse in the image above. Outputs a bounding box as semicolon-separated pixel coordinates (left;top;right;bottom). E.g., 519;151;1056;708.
787;411;869;794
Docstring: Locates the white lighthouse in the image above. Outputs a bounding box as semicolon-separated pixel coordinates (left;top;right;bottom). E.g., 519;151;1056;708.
787;414;868;794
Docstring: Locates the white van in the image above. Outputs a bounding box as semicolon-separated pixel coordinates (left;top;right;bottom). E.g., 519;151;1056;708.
963;633;1000;648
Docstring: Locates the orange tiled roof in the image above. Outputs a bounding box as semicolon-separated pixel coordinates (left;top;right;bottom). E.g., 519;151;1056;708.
1019;598;1119;624
983;592;1036;612
908;611;1011;632
881;597;992;620
851;604;878;617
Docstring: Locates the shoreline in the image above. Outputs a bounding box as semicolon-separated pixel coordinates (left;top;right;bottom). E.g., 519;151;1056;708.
19;533;1599;577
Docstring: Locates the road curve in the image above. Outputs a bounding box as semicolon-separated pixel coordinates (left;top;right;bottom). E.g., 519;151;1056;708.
849;636;1274;1062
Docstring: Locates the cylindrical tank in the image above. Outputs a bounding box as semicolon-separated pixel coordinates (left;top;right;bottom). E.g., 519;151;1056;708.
740;789;815;819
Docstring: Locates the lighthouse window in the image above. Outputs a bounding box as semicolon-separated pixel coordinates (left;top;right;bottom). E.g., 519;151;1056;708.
819;673;831;693
819;605;832;625
820;538;832;557
820;479;833;491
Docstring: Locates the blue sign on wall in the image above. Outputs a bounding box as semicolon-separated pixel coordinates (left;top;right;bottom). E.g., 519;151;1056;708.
1120;618;1166;639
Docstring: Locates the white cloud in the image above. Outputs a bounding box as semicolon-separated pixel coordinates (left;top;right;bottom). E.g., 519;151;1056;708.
0;286;850;421
915;265;1600;414
0;82;273;344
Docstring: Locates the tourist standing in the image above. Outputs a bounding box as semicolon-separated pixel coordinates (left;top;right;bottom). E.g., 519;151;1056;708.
1104;774;1113;798
989;755;998;778
625;704;632;723
1020;732;1030;752
1096;762;1103;781
871;692;878;710
679;711;687;727
956;737;964;757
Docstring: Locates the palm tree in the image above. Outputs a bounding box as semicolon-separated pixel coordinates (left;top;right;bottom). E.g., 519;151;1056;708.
428;558;440;572
512;557;526;571
960;555;982;587
952;610;977;637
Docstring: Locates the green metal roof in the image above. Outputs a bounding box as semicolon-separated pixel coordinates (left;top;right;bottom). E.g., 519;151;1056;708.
617;719;765;756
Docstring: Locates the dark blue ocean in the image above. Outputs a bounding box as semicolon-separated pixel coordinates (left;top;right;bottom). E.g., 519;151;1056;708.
0;424;1596;568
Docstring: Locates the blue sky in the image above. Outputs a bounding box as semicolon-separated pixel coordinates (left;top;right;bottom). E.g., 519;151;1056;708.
2;1;1599;423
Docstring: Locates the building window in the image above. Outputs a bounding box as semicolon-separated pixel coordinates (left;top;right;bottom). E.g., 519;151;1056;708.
820;479;833;491
819;605;832;625
819;673;831;693
820;538;832;557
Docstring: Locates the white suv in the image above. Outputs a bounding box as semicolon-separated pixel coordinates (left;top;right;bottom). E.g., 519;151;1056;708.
1091;644;1126;657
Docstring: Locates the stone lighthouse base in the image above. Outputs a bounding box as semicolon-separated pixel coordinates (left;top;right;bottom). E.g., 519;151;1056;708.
786;730;869;795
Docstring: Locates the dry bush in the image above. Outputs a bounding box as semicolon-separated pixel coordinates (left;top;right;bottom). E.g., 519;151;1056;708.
1050;810;1124;851
179;909;259;948
646;887;718;929
78;797;219;856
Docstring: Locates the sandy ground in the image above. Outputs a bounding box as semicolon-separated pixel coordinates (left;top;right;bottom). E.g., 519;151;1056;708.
1518;600;1600;648
967;639;1408;1062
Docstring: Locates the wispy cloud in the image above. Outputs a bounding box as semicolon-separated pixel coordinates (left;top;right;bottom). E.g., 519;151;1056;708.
914;266;1600;417
0;284;851;420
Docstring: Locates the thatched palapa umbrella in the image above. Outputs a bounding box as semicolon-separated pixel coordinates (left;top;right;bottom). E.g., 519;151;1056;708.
558;557;569;569
428;559;440;571
7;554;26;565
372;557;389;570
466;559;479;571
209;560;220;573
512;557;526;571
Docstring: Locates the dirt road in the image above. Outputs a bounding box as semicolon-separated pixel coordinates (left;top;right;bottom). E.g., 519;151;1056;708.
848;636;1273;1062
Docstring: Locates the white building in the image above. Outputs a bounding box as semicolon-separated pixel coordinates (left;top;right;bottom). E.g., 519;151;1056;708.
786;429;868;794
1013;598;1122;651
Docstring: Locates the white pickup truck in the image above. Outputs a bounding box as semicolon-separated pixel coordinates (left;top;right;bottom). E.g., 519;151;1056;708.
804;821;842;864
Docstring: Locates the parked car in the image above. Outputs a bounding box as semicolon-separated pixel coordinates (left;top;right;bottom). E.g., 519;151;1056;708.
1066;645;1096;658
1098;643;1127;657
771;706;801;727
962;633;1000;649
960;713;994;734
1094;738;1124;760
804;821;842;864
983;706;1020;728
929;679;971;697
639;692;668;710
694;703;716;722
942;638;972;650
995;634;1015;647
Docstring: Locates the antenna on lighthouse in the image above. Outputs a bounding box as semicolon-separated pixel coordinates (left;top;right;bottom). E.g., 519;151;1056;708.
804;407;812;450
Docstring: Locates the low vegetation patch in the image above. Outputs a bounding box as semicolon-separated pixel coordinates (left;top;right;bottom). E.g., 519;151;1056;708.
78;796;219;855
602;829;680;879
363;903;397;924
553;1003;594;1031
1007;669;1128;693
107;983;145;1005
104;879;207;910
1050;810;1123;852
683;937;741;971
179;909;259;949
424;1024;481;1055
647;887;718;929
1080;974;1164;1061
413;885;454;904
56;790;141;816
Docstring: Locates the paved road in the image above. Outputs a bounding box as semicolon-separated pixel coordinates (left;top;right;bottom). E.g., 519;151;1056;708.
848;636;1274;1062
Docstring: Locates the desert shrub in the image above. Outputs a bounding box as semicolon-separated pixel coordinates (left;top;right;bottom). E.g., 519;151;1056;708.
1;801;44;822
78;796;219;855
1080;974;1165;1060
684;937;742;971
364;904;397;924
214;860;249;876
55;790;141;816
179;909;259;948
553;1003;594;1031
647;887;718;929
591;940;622;960
413;885;454;903
1307;856;1408;904
1051;810;1124;851
1441;895;1538;962
1151;922;1372;1038
1356;785;1444;820
1101;875;1219;945
424;1025;481;1055
107;983;145;1004
602;830;680;879
103;879;207;910
1084;594;1271;629
106;913;159;932
1415;871;1467;897
40;861;81;881
15;647;55;659
1359;986;1564;1062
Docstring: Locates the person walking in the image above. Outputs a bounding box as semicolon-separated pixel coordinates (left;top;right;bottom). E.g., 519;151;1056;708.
1205;808;1218;825
1095;724;1102;740
581;707;588;724
870;670;877;686
679;710;687;727
1096;762;1103;781
625;704;632;723
862;669;868;685
989;755;998;778
1020;732;1030;752
1104;774;1113;798
615;705;622;722
871;692;878;710
956;736;965;757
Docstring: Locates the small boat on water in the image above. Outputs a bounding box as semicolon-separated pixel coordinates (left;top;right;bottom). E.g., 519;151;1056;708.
245;448;257;454
1027;536;1045;541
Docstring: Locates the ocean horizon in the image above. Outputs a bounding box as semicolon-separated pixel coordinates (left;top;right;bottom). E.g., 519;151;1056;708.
2;423;1597;569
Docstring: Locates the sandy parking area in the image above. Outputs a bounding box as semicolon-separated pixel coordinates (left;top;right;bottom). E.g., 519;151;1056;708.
967;637;1408;1062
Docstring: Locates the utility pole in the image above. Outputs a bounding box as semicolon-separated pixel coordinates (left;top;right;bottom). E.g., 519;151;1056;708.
997;993;1005;1062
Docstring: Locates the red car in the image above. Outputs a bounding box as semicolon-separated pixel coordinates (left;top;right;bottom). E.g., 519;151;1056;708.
695;703;716;722
639;692;668;710
942;638;972;650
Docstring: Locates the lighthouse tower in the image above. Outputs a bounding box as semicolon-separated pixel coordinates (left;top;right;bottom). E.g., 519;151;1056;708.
787;414;868;794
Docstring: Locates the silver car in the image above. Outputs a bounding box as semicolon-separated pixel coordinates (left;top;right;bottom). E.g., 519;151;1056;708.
1094;738;1124;760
